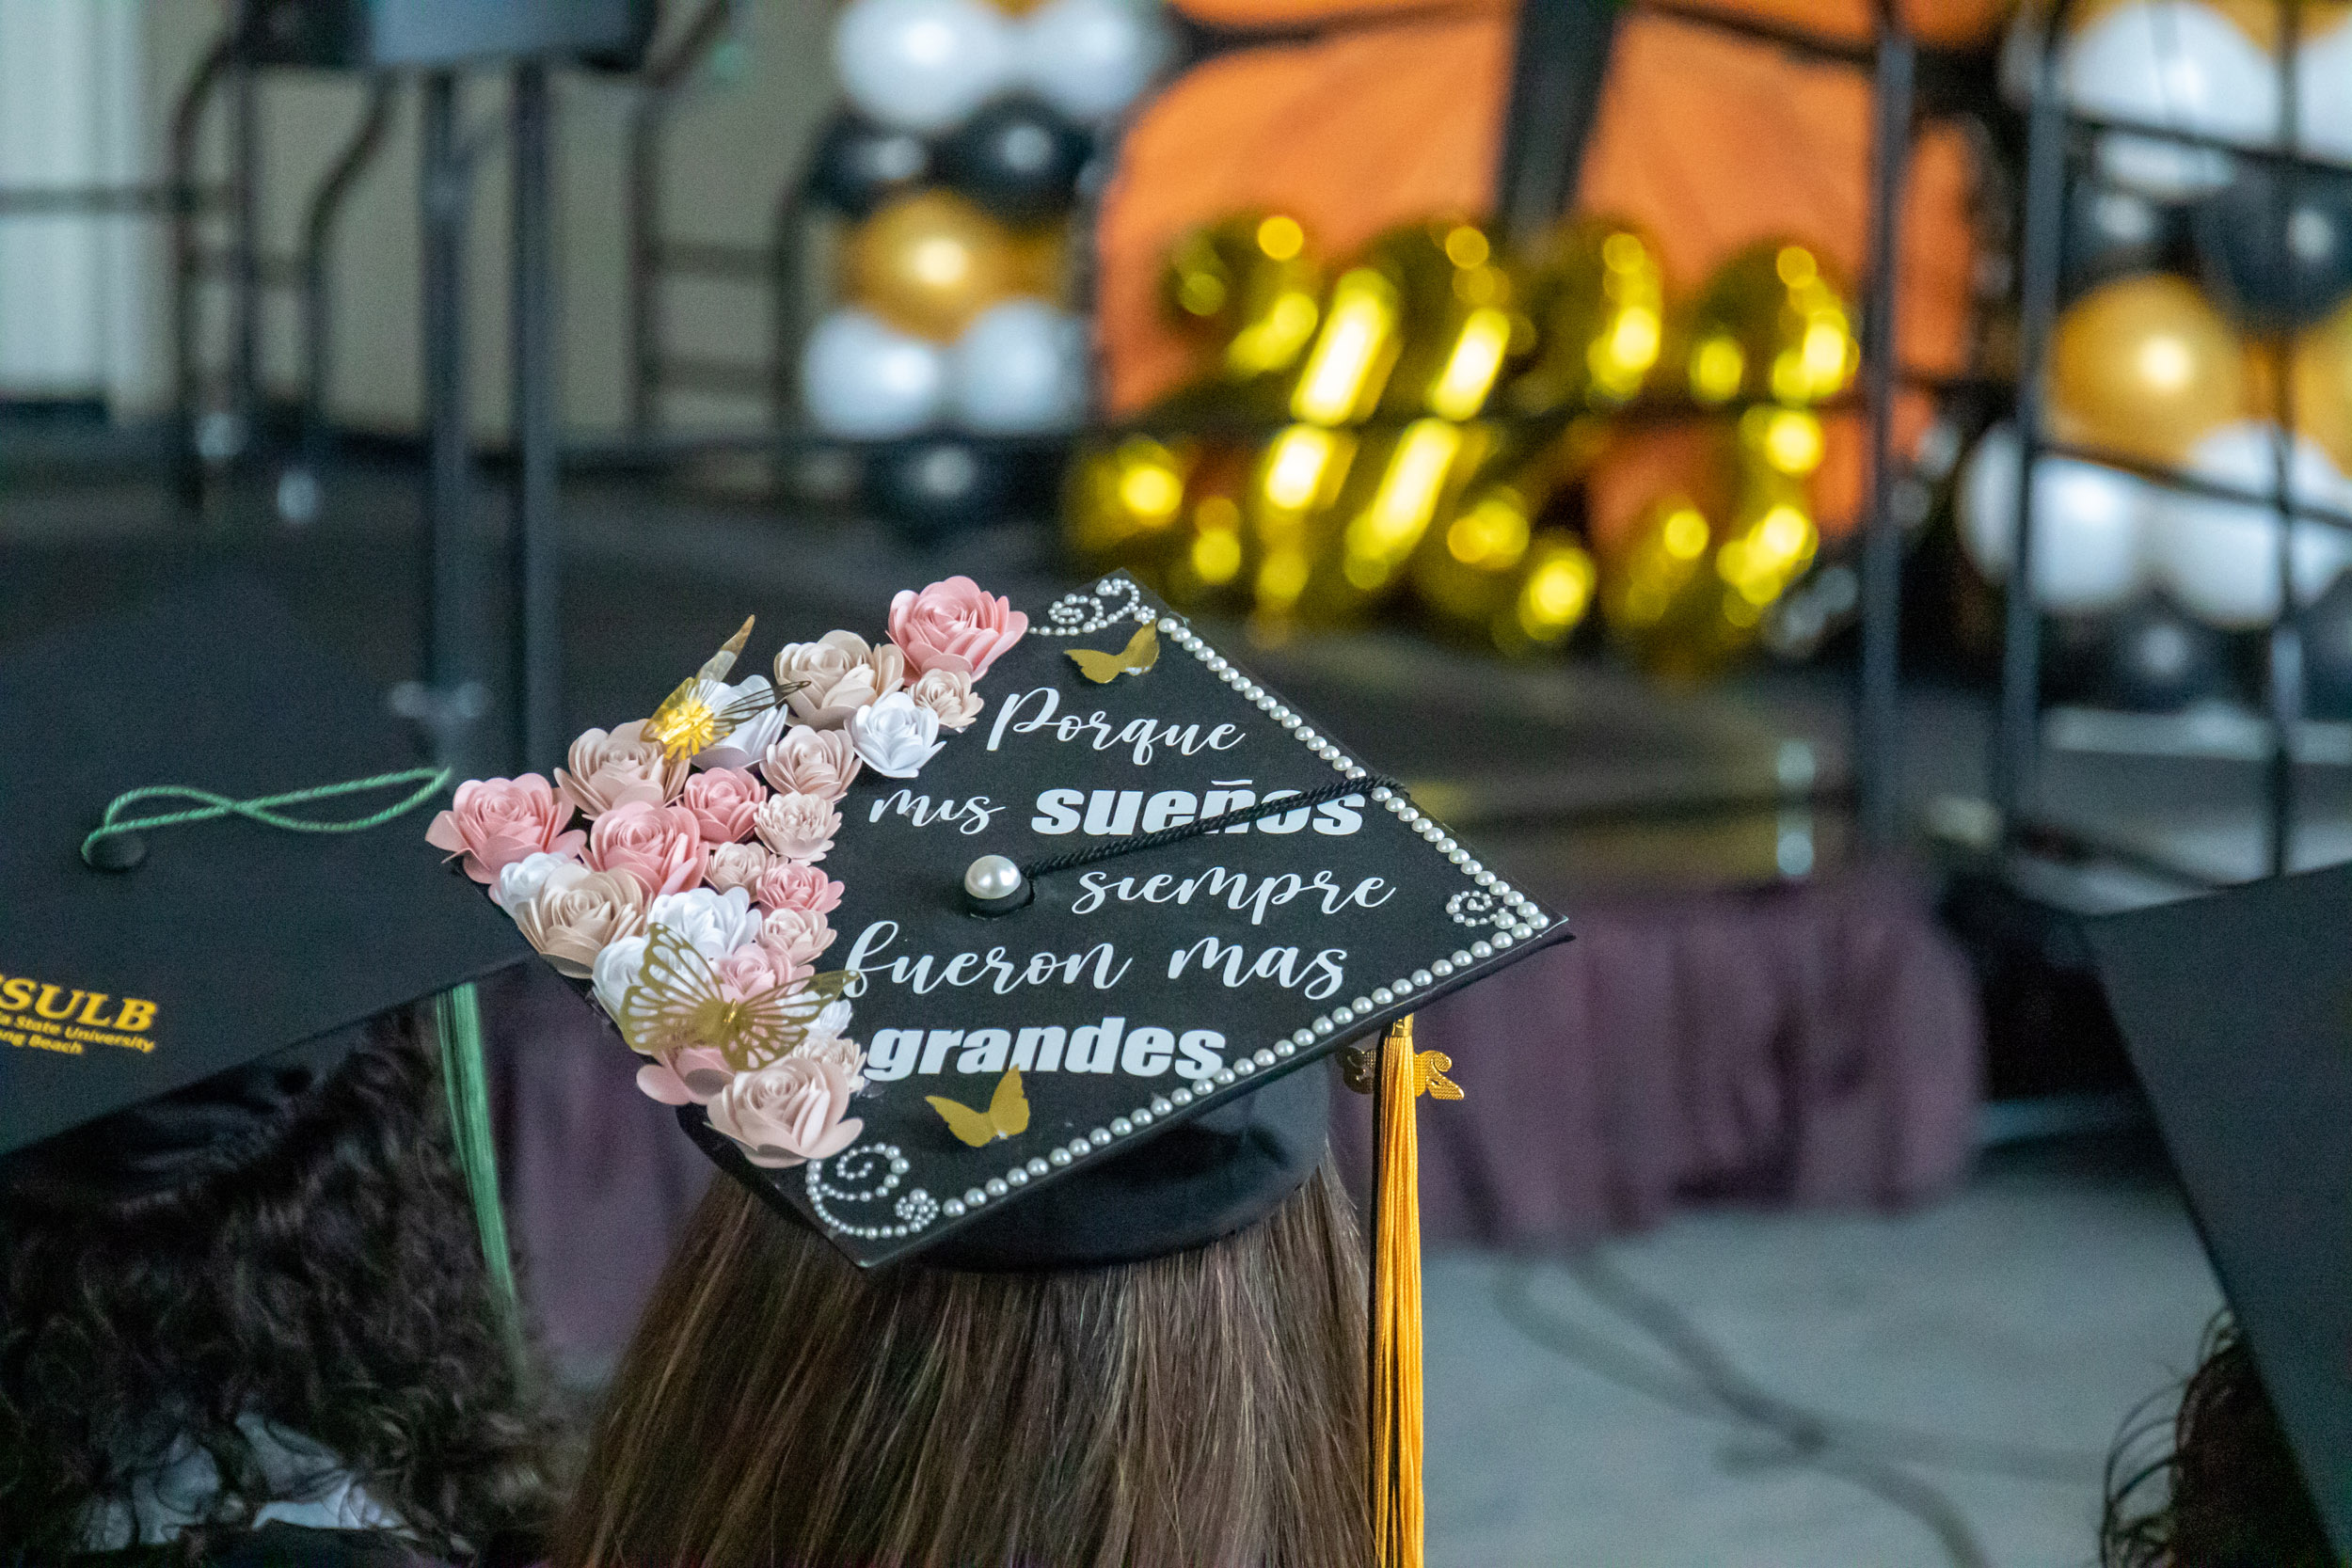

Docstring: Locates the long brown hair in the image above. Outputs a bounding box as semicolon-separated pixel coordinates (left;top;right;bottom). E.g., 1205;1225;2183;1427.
557;1156;1370;1568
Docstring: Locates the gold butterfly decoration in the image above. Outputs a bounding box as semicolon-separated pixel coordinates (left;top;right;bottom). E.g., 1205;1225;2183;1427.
647;617;802;761
1066;623;1159;683
1341;1046;1465;1100
927;1068;1032;1148
614;926;852;1071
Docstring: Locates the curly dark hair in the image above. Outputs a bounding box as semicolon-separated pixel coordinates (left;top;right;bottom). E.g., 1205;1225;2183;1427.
2102;1314;2336;1568
0;1006;557;1563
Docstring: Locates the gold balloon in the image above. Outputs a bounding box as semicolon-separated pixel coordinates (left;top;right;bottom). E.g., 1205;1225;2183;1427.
1066;436;1191;565
845;190;1019;341
1362;219;1531;421
2047;273;2244;465
1498;533;1598;654
1507;218;1664;417
1682;241;1857;409
1163;213;1326;387
2258;304;2352;474
1246;423;1361;629
1009;220;1071;303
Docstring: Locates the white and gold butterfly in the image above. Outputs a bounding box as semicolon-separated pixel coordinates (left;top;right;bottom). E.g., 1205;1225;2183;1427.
646;617;801;761
613;926;852;1072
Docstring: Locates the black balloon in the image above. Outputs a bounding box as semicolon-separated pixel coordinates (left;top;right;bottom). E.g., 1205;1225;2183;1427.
2048;598;2234;712
2192;164;2352;331
866;439;1015;545
2062;176;2181;304
938;95;1090;225
2300;575;2352;721
807;113;930;220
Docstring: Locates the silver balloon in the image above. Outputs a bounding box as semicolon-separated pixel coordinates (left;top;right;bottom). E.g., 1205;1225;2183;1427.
1016;0;1176;124
1959;423;2151;614
834;0;1016;135
948;298;1089;434
802;309;947;439
2144;420;2352;628
2061;2;2275;200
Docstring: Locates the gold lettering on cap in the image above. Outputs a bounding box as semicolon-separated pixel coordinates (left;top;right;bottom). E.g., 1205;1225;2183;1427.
0;971;159;1057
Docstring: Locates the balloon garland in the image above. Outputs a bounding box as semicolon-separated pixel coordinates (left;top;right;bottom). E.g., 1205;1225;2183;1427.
1068;215;1857;666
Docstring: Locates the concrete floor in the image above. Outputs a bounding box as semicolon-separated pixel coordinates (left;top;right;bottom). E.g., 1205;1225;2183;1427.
1424;1134;2221;1568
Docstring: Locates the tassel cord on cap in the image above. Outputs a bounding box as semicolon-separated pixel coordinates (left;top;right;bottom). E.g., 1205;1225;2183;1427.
79;766;454;866
1370;1015;1428;1568
433;983;527;1374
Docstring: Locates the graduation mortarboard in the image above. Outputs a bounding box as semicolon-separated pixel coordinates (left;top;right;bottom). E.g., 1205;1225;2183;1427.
2084;865;2352;1560
0;577;527;1256
441;569;1567;1564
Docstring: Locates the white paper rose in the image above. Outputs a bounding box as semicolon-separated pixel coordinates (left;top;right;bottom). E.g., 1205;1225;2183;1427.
491;850;588;912
691;674;790;772
647;885;765;959
592;934;650;1017
848;690;946;778
706;1057;865;1169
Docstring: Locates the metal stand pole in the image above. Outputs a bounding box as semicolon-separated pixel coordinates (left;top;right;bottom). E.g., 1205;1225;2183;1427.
416;71;484;769
1994;31;2071;834
510;62;562;773
2265;3;2307;879
292;77;395;516
1855;18;1915;850
228;40;261;464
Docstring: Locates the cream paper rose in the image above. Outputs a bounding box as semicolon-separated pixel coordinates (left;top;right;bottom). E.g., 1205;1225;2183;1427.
636;1047;735;1107
753;791;841;863
758;725;862;801
759;906;836;968
904;666;982;731
753;860;844;915
706;1057;865;1168
773;630;906;729
647;885;765;959
703;840;775;895
555;721;691;819
691;674;790;772
848;691;945;779
491;849;588;911
516;870;647;978
592;934;649;1017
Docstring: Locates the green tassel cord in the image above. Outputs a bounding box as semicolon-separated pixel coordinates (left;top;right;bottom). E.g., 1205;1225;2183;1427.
434;983;526;1371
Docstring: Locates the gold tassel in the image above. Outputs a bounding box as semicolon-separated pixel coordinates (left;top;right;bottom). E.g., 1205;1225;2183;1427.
1370;1014;1455;1568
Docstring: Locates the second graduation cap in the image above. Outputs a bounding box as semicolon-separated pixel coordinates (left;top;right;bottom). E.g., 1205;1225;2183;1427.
435;570;1565;1269
2084;865;2352;1560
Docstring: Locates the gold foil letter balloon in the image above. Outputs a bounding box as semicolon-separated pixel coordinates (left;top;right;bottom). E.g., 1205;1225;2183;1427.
1162;213;1326;385
1507;218;1664;417
846;189;1020;341
1359;219;1529;422
2047;273;2244;465
1682;241;1857;408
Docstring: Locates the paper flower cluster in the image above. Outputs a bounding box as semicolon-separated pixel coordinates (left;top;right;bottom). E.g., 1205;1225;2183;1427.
427;576;1028;1169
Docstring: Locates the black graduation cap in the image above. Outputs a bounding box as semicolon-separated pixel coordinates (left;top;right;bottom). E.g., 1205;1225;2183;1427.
507;571;1566;1271
2084;866;2352;1560
0;576;531;1177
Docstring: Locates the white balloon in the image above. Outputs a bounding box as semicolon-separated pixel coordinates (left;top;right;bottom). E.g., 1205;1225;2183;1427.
1959;423;2151;613
949;298;1089;433
2296;17;2352;165
834;0;1014;134
1017;0;1176;123
2062;1;2276;199
802;309;947;439
2145;420;2352;627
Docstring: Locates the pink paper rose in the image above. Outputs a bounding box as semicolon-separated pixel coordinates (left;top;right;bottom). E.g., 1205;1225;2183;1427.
635;1048;736;1107
754;791;841;863
589;801;706;897
555;721;690;818
680;767;769;844
425;774;583;884
703;840;775;895
760;907;837;968
905;666;983;731
712;942;810;999
706;1057;865;1168
887;575;1029;678
758;725;862;801
773;630;906;729
755;860;844;915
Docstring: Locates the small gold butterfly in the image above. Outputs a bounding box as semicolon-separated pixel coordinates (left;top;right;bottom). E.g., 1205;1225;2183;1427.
647;617;802;760
614;926;852;1071
927;1067;1032;1148
1066;622;1159;683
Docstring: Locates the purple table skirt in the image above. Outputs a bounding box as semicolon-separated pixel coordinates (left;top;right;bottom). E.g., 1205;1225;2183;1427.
492;869;1981;1363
